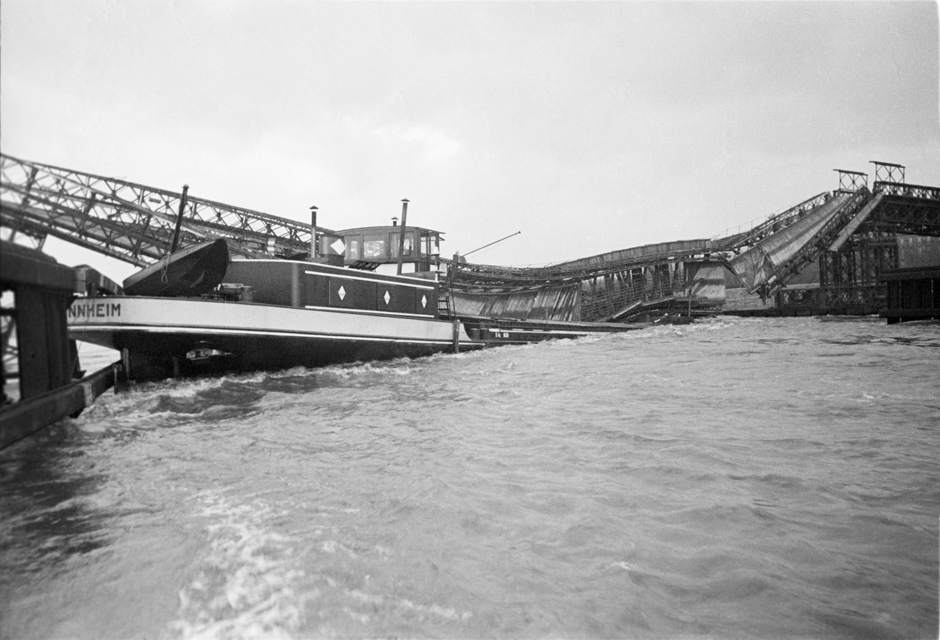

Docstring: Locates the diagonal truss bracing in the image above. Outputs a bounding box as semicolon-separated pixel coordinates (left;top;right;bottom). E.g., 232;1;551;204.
712;191;836;254
3;153;936;322
443;239;716;289
445;180;939;321
868;182;940;236
0;153;330;267
443;239;721;322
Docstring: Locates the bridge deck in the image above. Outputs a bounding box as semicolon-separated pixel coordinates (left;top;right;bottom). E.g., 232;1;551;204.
2;154;938;323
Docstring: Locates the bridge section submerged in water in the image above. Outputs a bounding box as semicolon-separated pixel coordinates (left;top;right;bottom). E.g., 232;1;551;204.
446;164;939;322
1;154;938;325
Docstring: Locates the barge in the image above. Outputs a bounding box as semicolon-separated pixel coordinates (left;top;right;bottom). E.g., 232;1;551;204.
67;221;640;381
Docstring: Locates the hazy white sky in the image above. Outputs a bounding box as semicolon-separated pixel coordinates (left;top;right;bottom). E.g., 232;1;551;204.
2;1;938;277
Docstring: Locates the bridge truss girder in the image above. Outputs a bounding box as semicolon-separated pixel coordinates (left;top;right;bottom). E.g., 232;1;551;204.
816;232;898;313
746;190;873;300
447;246;713;323
446;242;713;288
0;153;326;267
714;191;835;254
580;260;692;322
866;183;940;237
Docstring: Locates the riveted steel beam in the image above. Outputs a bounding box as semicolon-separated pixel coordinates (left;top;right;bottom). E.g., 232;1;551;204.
1;153;332;267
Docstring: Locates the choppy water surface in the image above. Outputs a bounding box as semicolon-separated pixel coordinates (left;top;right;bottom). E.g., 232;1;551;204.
1;317;938;639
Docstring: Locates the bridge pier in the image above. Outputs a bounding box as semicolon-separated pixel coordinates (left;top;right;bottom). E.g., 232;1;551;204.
880;267;940;324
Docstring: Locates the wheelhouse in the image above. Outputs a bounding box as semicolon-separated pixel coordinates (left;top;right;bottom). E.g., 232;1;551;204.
320;224;444;274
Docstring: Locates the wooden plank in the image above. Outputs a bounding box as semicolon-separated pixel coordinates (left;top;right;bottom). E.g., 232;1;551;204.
0;363;118;450
14;288;51;399
0;240;76;291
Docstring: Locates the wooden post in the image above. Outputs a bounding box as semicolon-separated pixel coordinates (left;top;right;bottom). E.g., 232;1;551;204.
169;184;190;254
450;252;460;353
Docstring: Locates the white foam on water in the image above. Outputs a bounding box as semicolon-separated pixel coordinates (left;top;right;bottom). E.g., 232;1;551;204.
339;588;473;625
397;598;473;623
341;606;370;625
320;539;357;558
318;360;418;378
165;491;306;640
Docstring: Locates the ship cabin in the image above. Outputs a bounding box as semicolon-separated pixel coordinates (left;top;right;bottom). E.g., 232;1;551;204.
317;223;444;275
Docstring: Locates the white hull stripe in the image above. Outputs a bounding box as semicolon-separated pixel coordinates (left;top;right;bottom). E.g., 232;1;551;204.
303;304;434;318
495;328;593;336
71;324;460;346
236;259;438;284
304;269;436;289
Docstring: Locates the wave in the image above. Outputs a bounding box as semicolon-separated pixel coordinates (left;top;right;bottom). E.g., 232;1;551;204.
165;491;305;640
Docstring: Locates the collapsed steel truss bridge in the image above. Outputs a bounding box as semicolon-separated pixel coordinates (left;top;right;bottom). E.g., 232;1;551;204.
1;154;938;322
444;162;939;321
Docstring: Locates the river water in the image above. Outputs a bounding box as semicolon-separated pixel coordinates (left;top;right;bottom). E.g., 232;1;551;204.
1;316;937;639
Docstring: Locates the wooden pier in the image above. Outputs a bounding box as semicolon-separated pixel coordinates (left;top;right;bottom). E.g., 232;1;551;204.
0;240;120;449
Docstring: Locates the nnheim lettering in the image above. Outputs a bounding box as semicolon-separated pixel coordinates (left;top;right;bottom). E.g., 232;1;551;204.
68;302;122;319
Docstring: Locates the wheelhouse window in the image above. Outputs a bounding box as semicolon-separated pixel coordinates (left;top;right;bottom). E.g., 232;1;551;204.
347;237;361;260
422;233;440;257
390;232;415;259
364;235;387;260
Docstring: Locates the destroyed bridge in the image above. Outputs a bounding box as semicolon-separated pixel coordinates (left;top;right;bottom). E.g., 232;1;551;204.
2;153;939;324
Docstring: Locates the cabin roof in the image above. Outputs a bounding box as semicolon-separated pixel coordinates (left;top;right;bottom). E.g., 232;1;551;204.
333;225;445;237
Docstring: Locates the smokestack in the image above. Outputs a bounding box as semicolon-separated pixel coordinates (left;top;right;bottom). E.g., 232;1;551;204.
396;199;409;275
309;205;318;258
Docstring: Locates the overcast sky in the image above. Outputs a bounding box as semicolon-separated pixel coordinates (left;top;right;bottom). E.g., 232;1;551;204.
2;1;938;277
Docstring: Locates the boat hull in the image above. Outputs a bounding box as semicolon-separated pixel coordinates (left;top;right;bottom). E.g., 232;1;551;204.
68;295;477;378
66;293;646;381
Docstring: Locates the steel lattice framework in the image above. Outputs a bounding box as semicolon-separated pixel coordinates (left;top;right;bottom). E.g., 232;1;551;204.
444;239;716;288
803;180;940;314
2;153;937;322
752;189;874;300
867;181;940;236
870;161;905;184
446;171;939;320
443;240;721;322
0;153;329;267
712;192;835;254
